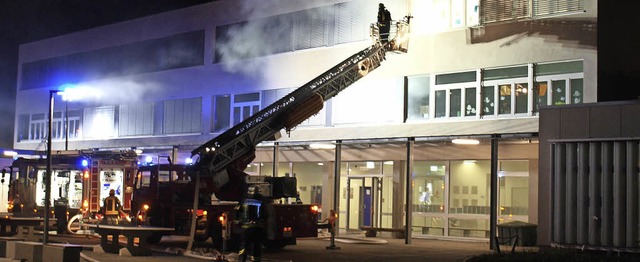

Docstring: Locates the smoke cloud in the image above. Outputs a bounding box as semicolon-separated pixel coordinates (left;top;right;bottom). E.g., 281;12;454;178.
61;78;160;104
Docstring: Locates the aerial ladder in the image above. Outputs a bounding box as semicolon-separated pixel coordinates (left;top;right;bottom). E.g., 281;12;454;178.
188;16;411;201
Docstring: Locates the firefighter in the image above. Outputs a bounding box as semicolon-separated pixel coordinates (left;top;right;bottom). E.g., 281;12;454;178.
102;189;123;225
377;3;392;44
239;186;268;262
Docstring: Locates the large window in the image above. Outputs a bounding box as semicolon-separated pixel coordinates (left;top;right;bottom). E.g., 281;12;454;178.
22;30;205;90
407;75;430;120
480;0;585;25
163;97;201;135
498;160;529;221
18;110;82;142
84;106;116;138
448;160;491;238
119;103;153;137
535;60;584;111
213;93;260;133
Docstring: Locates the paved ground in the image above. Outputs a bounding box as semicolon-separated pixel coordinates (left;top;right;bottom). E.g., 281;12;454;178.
48;233;492;262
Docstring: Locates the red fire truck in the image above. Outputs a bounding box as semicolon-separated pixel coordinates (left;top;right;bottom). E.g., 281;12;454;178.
7;150;137;231
130;161;319;250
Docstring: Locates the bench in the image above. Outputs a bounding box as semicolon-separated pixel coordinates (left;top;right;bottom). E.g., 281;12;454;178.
0;217;55;241
360;226;406;238
86;224;174;256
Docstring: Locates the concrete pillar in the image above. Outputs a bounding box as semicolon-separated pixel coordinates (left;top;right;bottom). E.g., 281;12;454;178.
14;241;43;262
43;244;82;262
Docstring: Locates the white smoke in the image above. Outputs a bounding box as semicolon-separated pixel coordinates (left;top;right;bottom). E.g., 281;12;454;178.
214;0;343;77
61;78;159;104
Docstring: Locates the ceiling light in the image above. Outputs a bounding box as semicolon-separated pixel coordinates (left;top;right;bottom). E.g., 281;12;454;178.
452;139;480;145
309;143;335;149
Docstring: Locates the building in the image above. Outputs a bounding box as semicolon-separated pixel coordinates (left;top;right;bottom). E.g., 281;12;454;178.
13;0;595;242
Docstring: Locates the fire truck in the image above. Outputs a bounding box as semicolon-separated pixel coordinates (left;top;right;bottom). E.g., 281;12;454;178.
129;17;411;250
7;150;137;231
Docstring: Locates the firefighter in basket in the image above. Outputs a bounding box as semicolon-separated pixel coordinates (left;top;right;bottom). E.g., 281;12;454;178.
102;189;125;225
239;186;269;262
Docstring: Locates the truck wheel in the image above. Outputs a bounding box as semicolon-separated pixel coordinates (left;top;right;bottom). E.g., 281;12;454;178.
263;240;286;251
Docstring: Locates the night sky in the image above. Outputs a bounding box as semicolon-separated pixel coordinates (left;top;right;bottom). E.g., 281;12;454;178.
0;0;216;148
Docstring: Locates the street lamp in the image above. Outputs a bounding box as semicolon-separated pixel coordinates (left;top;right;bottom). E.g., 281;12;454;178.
44;90;61;244
44;84;96;244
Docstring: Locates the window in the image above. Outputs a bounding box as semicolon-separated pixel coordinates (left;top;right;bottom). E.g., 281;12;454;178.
213;95;231;132
481;0;585;25
533;0;585;17
84;106;116;138
465;88;477;117
213;93;260;132
450;89;462;117
481;86;495;116
535;60;584;108
407;76;430;120
233;93;260;125
163;97;201;134
434;71;476;119
570;78;583;104
435;90;446;118
515;83;528;114
498;160;529;219
22;30;204;90
119;103;153;137
534;82;548;113
551;80;566;105
498;84;511;115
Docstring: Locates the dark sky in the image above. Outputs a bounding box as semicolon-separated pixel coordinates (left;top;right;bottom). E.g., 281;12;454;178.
0;0;216;148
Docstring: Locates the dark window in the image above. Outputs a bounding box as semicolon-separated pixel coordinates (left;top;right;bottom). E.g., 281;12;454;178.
21;30;205;90
214;95;231;132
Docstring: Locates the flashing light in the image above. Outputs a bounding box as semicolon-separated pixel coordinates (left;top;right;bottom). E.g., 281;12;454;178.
311;205;319;213
81;159;89;167
3;150;17;157
219;215;225;223
203;210;208;216
185;158;193;165
59;84;103;102
138;214;144;221
143;204;150;211
145;156;153;163
83;170;89;179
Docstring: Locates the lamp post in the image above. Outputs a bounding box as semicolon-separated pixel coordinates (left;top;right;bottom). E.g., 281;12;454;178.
44;90;61;244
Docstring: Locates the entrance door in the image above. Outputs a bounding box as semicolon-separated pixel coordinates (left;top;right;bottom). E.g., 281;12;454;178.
361;186;373;227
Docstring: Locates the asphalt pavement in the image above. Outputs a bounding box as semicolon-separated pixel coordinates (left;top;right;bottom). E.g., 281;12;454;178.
48;232;492;262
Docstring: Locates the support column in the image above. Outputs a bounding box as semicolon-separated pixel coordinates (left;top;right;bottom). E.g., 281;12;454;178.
405;137;414;244
272;142;279;177
327;140;341;250
626;141;639;247
489;135;499;250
